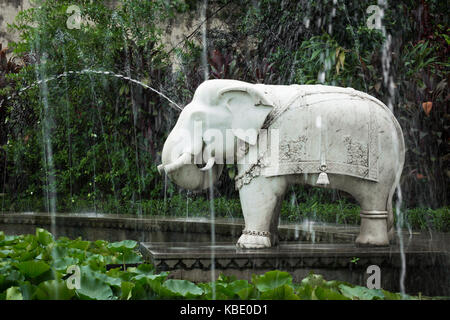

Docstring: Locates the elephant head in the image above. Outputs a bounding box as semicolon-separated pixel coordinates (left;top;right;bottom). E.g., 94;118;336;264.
158;79;275;190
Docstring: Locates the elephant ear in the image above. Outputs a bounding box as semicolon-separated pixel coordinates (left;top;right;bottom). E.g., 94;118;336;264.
218;85;274;145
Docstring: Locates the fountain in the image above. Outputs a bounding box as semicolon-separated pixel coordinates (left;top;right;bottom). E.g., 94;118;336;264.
137;78;449;296
1;0;448;300
0;69;181;111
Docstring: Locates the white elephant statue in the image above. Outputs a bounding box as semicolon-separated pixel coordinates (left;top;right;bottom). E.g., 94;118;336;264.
158;79;405;249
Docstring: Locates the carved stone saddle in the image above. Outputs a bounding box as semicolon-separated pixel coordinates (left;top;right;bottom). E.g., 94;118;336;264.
261;85;380;182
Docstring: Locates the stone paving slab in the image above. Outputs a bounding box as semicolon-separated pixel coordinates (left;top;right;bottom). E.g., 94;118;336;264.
1;212;448;295
141;238;449;269
140;236;450;296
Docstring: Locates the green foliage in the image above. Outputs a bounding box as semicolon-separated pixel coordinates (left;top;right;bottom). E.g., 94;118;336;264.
6;286;23;300
0;230;446;300
177;0;449;206
77;272;114;300
404;207;450;232
34;280;75;300
338;284;384;300
15;260;51;278
162;279;203;299
0;228;146;300
252;270;292;292
0;0;448;221
1;192;448;232
2;0;187;212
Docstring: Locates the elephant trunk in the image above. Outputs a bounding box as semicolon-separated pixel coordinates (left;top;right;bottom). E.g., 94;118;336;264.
163;152;192;174
159;133;222;190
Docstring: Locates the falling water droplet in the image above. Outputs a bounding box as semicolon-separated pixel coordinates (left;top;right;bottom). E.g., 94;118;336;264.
318;71;326;84
303;17;310;29
396;187;406;297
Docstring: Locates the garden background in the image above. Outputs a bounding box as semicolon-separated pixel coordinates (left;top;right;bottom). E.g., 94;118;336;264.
0;0;448;231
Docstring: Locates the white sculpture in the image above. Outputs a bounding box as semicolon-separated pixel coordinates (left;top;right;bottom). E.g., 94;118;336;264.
158;80;405;249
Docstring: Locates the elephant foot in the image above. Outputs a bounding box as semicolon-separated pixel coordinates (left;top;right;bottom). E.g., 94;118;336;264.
356;213;390;247
355;232;389;247
236;233;272;249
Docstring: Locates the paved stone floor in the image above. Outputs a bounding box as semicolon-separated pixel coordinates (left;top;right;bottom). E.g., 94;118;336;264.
140;231;450;296
2;212;449;295
141;231;449;269
0;212;359;242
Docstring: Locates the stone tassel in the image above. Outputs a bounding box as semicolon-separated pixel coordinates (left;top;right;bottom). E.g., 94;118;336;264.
316;171;330;185
317;118;330;185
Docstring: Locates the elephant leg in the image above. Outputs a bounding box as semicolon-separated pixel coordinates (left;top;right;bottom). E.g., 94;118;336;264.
237;176;287;249
355;193;390;247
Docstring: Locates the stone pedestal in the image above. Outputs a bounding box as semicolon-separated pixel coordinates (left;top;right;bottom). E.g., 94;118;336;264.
140;235;450;296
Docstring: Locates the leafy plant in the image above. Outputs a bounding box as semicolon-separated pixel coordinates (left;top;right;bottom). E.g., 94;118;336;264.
0;0;448;220
1;229;445;300
2;0;189;212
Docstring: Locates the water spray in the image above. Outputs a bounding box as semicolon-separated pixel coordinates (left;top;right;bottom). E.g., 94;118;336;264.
0;69;182;111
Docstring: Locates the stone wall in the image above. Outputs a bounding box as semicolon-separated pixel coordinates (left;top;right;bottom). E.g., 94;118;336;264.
0;0;208;64
0;0;33;49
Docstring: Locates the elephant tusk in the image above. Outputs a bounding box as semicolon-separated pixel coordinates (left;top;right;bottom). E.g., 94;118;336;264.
200;157;215;171
157;164;165;175
164;152;192;174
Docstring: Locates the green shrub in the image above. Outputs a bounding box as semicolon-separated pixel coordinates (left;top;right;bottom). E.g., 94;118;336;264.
404;207;450;232
2;0;188;212
1;0;448;221
2;192;448;232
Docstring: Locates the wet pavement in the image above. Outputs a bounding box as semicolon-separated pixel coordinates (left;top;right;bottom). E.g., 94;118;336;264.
2;212;449;295
0;212;358;242
140;231;450;296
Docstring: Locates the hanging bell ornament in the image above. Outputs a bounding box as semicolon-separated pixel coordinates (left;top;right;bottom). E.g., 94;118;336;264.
316;164;330;185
